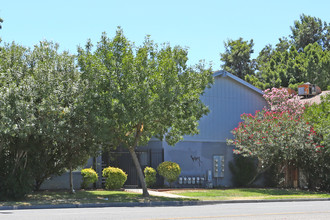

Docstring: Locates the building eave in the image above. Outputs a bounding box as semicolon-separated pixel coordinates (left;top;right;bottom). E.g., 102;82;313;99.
213;70;264;95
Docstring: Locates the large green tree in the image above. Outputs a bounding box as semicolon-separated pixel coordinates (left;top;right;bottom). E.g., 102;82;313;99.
305;94;330;151
248;43;330;91
220;38;255;79
304;94;330;190
245;14;329;91
0;41;97;198
78;28;213;197
290;14;329;51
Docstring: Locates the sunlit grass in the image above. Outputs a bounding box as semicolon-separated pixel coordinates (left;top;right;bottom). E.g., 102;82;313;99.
170;188;330;200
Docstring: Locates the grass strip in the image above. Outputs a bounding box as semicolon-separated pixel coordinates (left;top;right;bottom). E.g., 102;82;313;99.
170;188;330;201
0;190;195;207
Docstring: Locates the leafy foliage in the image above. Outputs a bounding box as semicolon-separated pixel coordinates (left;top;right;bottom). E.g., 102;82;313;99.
81;168;98;189
157;161;181;186
250;43;330;90
0;41;98;198
227;88;328;189
220;38;255;79
304;94;330;150
304;94;330;190
77;28;213;196
290;14;330;51
238;14;330;91
102;166;127;190
144;166;157;188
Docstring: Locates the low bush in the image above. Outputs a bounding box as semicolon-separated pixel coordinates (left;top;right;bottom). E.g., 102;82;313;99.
102;166;127;190
157;161;181;186
81;168;98;189
144;166;156;188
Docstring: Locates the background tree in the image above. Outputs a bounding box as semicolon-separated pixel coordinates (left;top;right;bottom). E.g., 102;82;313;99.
290;14;329;51
0;17;3;42
244;14;329;91
78;28;213;197
220;38;255;79
303;94;330;190
304;94;330;151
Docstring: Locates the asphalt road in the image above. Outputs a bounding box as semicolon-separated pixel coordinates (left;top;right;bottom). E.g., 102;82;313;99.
1;201;330;220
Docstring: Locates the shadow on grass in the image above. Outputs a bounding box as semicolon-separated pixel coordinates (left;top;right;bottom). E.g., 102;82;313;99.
0;189;194;207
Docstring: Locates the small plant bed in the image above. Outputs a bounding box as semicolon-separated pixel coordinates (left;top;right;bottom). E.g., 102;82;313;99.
0;189;195;207
169;188;330;201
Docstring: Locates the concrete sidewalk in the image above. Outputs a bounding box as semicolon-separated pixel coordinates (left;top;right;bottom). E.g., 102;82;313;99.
124;189;189;198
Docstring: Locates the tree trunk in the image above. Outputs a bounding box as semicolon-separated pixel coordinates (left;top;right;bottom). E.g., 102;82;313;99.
93;156;97;189
34;179;43;191
128;147;149;197
248;165;272;186
69;166;75;194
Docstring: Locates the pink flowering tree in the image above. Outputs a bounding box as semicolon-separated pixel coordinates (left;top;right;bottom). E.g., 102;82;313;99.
227;88;325;186
228;111;318;172
263;87;305;115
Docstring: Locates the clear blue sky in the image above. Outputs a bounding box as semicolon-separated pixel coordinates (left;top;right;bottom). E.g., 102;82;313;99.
1;0;329;69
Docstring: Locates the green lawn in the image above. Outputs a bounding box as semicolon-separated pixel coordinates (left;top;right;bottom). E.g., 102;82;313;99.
1;188;329;207
169;188;330;200
0;190;194;207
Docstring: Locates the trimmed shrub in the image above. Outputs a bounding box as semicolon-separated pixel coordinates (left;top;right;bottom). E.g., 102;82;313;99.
81;168;98;189
144;166;157;188
102;166;127;190
157;161;181;186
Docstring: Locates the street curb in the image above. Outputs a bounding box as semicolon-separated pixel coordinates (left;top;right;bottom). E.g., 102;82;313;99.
1;198;330;210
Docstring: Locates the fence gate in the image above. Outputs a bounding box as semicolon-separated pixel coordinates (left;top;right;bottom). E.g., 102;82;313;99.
101;149;164;187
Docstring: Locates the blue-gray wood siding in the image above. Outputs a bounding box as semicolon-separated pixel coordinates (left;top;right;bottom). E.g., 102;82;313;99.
183;75;267;142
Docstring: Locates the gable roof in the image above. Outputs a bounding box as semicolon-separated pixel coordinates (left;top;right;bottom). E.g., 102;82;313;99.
213;70;263;95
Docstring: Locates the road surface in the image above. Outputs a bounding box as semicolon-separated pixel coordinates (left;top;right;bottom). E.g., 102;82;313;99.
1;201;330;219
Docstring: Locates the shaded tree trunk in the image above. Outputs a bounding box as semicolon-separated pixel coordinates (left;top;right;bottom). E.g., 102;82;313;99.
248;165;272;186
128;147;149;197
34;179;43;191
69;166;75;194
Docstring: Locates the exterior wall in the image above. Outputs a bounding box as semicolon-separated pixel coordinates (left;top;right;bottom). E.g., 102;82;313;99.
163;74;267;187
184;76;266;142
163;141;234;187
40;157;99;190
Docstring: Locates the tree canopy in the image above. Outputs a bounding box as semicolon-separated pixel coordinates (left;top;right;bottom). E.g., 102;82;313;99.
304;94;330;151
290;14;330;51
77;28;213;196
223;14;329;91
220;38;255;79
0;41;98;198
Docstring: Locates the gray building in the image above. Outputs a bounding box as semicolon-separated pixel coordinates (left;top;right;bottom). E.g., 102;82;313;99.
161;70;266;187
